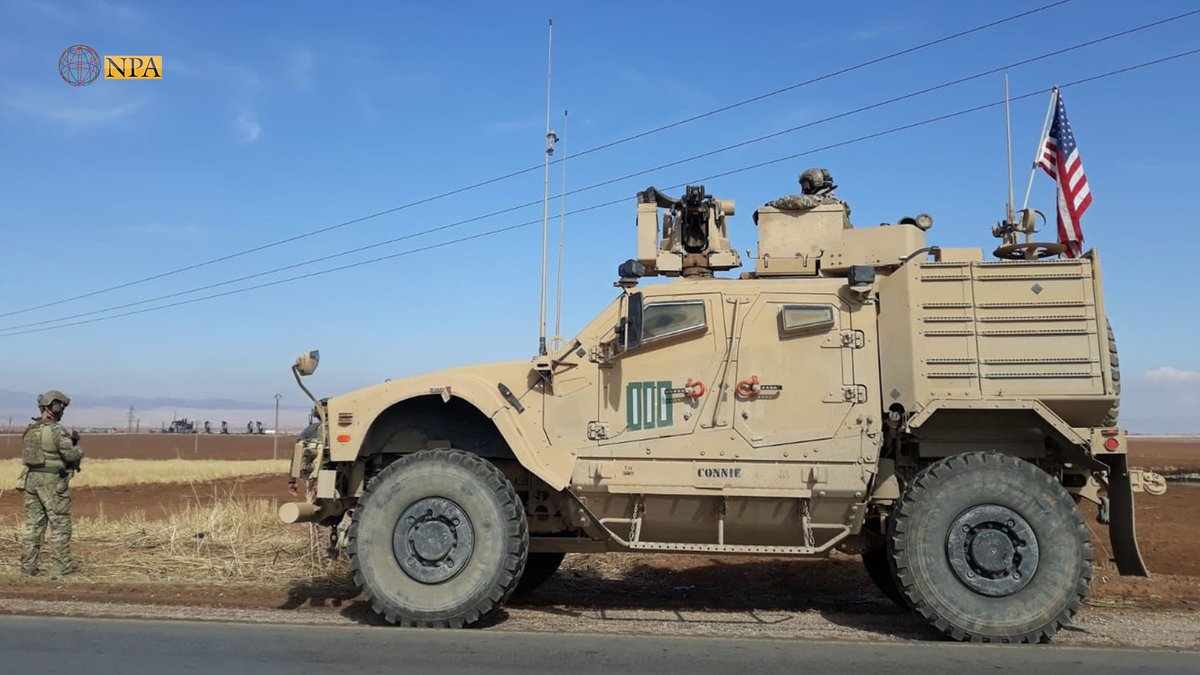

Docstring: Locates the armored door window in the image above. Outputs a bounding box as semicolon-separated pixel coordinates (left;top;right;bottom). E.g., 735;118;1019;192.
641;301;706;343
779;304;835;335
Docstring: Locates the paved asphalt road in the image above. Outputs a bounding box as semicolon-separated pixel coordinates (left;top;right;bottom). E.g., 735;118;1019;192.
2;614;1197;674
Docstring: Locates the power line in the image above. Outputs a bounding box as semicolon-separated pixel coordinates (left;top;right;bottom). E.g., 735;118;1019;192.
2;47;1195;339
0;0;1076;321
2;11;1193;334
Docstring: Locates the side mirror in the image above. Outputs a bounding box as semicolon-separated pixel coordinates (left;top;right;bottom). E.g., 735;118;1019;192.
294;350;320;376
619;293;643;352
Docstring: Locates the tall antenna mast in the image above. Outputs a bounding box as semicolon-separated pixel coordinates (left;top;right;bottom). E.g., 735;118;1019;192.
537;19;558;356
553;109;568;351
1004;74;1015;225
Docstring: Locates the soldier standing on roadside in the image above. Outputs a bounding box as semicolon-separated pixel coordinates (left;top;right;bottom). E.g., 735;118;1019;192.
17;390;83;578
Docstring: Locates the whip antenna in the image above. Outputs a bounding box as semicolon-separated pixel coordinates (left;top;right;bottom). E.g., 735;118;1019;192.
1005;74;1016;225
552;109;568;351
537;19;557;356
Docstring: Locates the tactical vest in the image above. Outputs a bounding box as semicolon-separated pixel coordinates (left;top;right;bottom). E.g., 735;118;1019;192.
22;421;65;470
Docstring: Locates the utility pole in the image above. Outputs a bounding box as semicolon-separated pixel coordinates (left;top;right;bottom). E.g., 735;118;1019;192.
273;393;282;460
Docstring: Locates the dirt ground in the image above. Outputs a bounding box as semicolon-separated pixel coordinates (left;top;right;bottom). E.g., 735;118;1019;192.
0;433;297;461
0;435;1197;644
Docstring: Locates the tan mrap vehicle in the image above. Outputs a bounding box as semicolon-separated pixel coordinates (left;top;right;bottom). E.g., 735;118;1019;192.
282;169;1165;642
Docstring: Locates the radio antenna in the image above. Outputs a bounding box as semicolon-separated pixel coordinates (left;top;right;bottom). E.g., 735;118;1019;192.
537;19;558;357
552;109;568;352
1004;74;1015;225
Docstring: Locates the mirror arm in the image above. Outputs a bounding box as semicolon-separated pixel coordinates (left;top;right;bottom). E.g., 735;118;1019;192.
292;365;326;430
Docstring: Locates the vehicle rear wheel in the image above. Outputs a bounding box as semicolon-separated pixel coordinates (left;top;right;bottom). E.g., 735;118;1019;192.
514;552;566;595
889;452;1091;643
348;448;528;627
861;545;907;607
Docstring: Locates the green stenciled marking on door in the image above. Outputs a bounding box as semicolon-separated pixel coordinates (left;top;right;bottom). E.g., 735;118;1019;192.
627;380;673;431
627;382;643;431
657;380;673;427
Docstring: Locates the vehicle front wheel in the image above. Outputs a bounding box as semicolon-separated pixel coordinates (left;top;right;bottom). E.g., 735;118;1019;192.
348;448;528;627
889;452;1092;643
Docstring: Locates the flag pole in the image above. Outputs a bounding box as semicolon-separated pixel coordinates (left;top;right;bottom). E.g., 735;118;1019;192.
1021;86;1058;211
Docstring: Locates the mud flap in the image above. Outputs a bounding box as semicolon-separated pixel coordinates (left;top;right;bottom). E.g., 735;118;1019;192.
1101;454;1150;577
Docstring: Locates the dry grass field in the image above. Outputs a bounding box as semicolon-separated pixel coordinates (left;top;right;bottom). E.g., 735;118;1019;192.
0;433;297;461
0;459;288;489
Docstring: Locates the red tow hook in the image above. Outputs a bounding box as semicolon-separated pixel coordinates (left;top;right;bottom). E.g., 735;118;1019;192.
736;376;761;398
737;376;783;398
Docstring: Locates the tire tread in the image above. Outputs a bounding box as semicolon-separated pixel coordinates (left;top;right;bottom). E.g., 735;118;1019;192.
888;451;1092;643
347;448;529;628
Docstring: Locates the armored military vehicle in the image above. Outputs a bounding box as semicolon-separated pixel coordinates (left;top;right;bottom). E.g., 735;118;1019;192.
281;169;1165;642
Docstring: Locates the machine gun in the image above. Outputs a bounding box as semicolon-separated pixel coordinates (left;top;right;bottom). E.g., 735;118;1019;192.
631;185;740;279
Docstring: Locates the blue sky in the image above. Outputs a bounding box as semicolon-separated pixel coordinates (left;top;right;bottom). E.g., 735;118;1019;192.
1;0;1198;432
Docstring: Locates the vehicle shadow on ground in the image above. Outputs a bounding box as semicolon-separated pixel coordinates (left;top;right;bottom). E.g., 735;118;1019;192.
281;556;940;640
512;557;937;640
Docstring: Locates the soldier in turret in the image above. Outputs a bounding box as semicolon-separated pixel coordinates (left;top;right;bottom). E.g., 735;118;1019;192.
18;390;83;578
764;167;853;227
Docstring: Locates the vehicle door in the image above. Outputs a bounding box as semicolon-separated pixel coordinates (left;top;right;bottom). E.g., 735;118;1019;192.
731;292;868;449
598;290;727;446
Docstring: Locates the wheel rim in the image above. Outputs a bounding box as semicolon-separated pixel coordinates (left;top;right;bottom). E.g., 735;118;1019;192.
945;504;1039;597
393;497;475;584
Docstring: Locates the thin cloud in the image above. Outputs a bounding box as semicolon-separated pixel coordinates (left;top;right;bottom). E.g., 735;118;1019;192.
483;117;541;132
10;0;74;21
850;24;907;41
4;86;147;126
236;111;261;142
287;47;315;89
1144;366;1200;383
90;0;145;24
121;223;207;238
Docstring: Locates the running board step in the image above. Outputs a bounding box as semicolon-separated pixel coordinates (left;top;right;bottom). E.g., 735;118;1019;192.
623;541;824;555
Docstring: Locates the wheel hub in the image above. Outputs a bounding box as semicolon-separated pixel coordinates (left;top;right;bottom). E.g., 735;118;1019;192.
946;504;1039;597
393;497;474;584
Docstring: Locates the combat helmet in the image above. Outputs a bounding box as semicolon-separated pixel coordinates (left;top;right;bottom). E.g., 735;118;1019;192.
799;167;835;196
37;390;71;408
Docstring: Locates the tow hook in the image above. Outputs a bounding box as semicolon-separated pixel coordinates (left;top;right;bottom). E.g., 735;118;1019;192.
1130;469;1168;496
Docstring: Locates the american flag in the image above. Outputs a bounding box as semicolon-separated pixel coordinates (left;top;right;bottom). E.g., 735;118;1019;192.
1037;89;1091;258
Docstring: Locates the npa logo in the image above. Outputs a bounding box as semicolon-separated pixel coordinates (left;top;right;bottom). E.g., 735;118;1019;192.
58;45;162;86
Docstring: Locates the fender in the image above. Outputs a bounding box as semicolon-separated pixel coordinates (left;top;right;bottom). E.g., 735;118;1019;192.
325;365;572;490
908;398;1089;448
910;398;1150;576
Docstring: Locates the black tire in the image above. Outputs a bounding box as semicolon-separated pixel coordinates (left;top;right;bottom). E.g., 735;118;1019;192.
861;546;907;608
348;448;528;627
1103;317;1120;426
889;452;1092;643
514;552;566;595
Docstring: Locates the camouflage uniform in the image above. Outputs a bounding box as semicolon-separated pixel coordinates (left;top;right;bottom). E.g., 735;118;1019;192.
18;398;83;577
765;168;853;228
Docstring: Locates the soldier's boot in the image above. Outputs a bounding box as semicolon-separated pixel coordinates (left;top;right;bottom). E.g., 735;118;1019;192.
19;543;41;577
48;559;80;580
